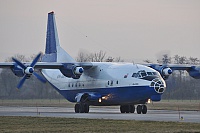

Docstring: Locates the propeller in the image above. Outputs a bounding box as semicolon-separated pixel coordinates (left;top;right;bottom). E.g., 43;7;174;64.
12;53;47;89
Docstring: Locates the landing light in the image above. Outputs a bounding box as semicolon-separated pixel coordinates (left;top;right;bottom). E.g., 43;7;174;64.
102;96;106;100
148;99;151;103
98;98;102;103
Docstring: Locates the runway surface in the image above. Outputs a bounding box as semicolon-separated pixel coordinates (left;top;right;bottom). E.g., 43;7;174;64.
0;106;200;123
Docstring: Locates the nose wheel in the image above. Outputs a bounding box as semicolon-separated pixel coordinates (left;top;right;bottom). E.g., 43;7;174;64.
120;104;147;114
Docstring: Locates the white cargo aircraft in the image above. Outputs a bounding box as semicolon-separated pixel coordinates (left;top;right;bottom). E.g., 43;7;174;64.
1;12;200;114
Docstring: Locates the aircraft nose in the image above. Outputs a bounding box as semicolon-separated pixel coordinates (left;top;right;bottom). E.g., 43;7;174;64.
150;78;166;93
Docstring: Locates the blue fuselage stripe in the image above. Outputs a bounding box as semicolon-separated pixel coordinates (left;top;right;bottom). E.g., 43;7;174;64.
52;85;159;105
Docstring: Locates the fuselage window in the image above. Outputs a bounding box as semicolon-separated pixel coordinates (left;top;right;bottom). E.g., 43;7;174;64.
111;80;113;86
108;81;110;85
79;83;81;87
116;80;119;84
75;83;77;87
72;84;74;87
68;84;70;87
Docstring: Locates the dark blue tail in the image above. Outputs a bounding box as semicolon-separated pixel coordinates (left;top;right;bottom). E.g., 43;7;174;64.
42;11;75;63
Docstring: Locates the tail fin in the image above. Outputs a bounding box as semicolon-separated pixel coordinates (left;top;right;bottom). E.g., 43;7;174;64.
42;11;76;63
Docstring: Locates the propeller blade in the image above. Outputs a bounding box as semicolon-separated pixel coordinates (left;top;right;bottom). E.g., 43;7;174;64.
17;76;27;89
33;72;47;83
14;53;45;89
12;58;26;69
30;53;42;67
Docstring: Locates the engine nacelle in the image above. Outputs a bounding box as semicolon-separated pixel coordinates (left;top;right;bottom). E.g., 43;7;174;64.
60;63;84;79
187;66;200;79
150;65;172;80
11;65;24;77
11;65;34;78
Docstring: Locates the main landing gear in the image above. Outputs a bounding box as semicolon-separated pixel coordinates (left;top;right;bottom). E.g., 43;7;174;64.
120;104;147;114
75;103;90;113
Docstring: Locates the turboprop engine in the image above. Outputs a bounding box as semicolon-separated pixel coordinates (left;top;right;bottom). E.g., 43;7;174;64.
11;53;46;89
60;63;84;79
150;65;172;80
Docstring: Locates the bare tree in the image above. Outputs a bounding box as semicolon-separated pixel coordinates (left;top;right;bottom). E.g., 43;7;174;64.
106;57;114;62
5;54;30;62
94;50;106;62
76;51;90;62
76;50;107;62
174;55;180;64
179;56;187;64
115;56;124;62
157;54;171;64
188;57;199;65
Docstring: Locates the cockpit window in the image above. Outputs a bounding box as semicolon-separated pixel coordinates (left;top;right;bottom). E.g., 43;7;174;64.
132;70;159;79
147;72;153;76
140;72;147;77
132;73;141;78
152;72;158;76
132;73;137;78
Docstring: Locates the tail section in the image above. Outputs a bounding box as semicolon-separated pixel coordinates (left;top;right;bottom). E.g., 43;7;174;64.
42;11;76;63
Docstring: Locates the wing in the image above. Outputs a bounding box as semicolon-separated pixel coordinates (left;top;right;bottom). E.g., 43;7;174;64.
0;62;62;69
0;62;93;69
0;60;94;89
146;63;200;79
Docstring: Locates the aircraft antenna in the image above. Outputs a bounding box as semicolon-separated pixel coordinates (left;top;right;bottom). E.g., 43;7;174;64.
132;61;139;69
136;64;139;69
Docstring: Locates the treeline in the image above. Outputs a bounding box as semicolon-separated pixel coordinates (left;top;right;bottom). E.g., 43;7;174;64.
0;52;200;100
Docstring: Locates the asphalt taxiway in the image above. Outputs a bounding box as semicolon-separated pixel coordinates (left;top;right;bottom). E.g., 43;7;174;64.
0;106;199;123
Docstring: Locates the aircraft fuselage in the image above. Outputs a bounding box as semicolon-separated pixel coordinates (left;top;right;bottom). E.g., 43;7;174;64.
42;62;165;106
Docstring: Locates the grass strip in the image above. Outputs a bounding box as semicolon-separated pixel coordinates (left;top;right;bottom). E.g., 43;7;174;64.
0;116;200;133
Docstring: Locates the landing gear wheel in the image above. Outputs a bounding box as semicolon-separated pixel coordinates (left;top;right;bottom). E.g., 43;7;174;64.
74;103;90;113
130;105;135;113
75;104;80;113
120;105;135;113
137;105;142;114
84;103;89;113
142;105;147;114
120;105;130;113
79;103;85;113
120;105;126;113
125;105;130;113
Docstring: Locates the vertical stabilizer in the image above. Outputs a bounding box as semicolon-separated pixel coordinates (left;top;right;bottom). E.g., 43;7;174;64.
42;11;76;63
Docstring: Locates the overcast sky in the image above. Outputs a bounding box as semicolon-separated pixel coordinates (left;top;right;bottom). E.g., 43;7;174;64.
0;0;200;62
